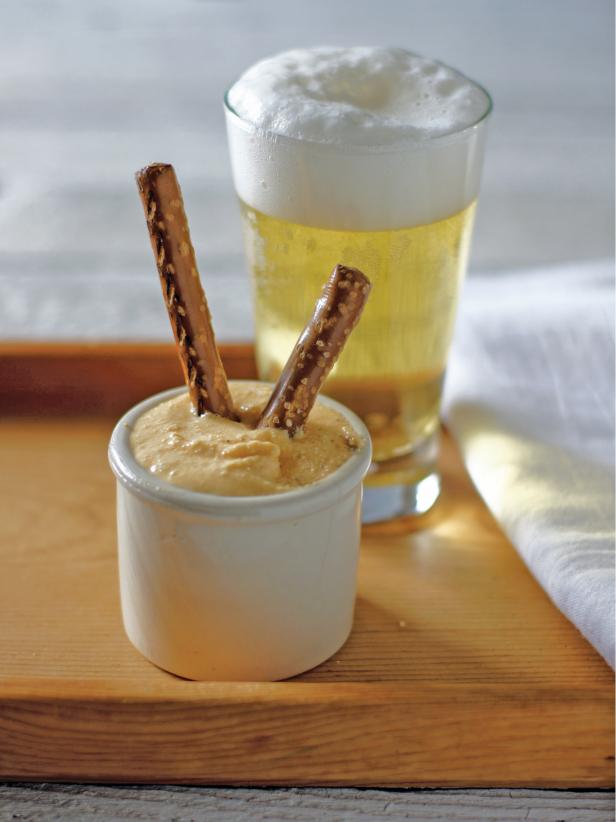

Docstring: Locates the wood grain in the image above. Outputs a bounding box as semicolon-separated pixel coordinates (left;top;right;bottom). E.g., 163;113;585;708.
0;342;255;415
0;343;613;786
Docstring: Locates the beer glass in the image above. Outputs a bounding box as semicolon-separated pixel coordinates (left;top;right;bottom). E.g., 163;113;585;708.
224;52;491;521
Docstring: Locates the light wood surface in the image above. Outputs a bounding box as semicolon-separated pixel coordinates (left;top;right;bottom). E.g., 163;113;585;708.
0;343;612;787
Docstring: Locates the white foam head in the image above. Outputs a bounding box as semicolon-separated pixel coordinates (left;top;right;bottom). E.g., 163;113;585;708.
225;47;491;230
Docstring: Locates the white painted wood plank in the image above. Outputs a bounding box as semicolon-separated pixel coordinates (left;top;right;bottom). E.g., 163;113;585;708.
0;270;252;341
0;0;612;283
0;785;613;822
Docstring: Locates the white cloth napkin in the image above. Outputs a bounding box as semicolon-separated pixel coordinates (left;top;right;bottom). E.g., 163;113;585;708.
443;260;615;668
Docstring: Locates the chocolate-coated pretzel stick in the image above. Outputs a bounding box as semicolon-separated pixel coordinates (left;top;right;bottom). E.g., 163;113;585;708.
136;163;236;419
258;264;371;436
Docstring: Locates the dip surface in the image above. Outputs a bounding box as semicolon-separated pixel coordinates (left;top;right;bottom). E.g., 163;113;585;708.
130;381;361;496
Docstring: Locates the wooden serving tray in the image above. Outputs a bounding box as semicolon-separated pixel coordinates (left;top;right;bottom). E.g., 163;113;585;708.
0;343;613;787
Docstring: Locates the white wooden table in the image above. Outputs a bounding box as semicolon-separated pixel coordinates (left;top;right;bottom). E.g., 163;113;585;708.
0;785;612;821
0;1;613;819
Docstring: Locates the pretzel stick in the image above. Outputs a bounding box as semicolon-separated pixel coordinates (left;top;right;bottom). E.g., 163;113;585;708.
136;163;236;419
258;264;371;436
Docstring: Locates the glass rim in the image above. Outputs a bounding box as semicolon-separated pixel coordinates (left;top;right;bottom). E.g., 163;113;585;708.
223;55;493;154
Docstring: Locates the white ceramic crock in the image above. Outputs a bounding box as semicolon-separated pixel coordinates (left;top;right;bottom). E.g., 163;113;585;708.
108;384;372;681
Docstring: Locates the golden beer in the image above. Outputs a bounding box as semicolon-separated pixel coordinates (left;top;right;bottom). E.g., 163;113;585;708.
240;200;476;469
225;47;491;516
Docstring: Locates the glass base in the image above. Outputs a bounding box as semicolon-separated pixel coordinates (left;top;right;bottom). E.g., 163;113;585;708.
361;431;441;524
362;472;441;523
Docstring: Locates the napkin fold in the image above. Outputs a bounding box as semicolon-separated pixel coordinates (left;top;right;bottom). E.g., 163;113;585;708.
443;260;615;668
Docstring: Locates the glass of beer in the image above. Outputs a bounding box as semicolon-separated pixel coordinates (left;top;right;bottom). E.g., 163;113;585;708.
224;47;492;521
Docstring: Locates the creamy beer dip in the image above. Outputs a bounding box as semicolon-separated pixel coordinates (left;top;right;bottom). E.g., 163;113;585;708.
130;382;361;496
